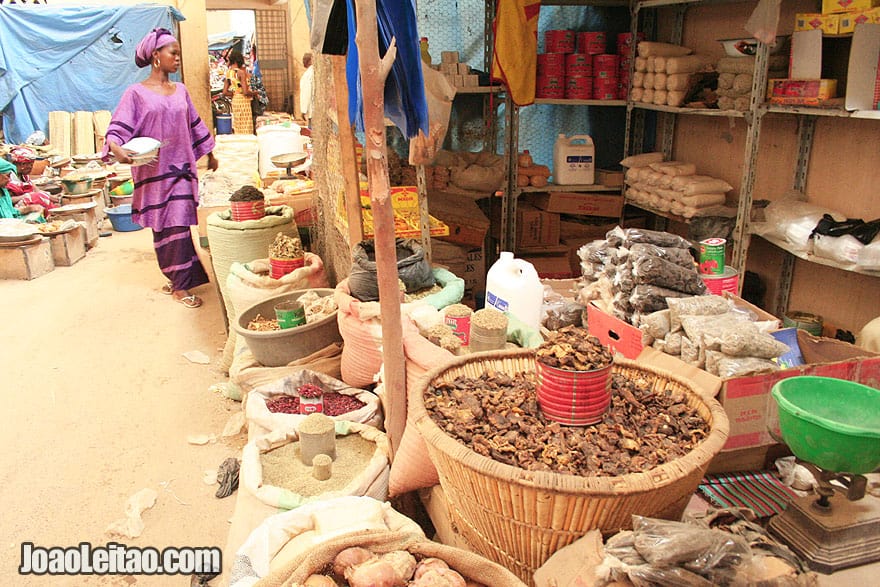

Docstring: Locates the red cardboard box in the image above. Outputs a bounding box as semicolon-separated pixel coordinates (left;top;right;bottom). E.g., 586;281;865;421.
636;330;880;453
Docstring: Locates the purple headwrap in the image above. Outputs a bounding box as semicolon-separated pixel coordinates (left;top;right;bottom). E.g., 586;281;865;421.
135;28;177;68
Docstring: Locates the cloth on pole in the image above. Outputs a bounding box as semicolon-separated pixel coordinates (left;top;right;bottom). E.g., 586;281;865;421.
344;0;428;140
492;0;541;106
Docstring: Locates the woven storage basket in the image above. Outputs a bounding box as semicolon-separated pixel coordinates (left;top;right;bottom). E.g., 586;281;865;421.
411;348;729;584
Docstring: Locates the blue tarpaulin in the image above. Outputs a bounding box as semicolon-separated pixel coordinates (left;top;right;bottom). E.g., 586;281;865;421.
0;5;183;144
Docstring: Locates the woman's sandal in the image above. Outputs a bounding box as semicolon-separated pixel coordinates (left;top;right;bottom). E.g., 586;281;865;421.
175;294;203;309
160;282;173;295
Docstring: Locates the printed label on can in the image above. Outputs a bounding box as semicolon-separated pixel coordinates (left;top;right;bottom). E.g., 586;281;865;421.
699;238;726;275
444;315;471;345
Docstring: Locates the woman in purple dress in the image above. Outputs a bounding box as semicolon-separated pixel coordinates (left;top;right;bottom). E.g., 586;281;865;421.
104;28;218;309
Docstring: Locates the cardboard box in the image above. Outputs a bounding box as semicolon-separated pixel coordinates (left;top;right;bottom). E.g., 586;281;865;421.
431;239;486;295
768;78;838;105
518;245;575;278
515;202;560;247
336;185;449;241
588;292;778;361
845;23;880;110
428;190;490;248
795;13;840;34
48;226;86;266
823;0;880;14
0;236;54;280
790;29;823;79
597;169;624;188
640;331;880;452
838;7;880;33
268;190;316;227
530;191;624;217
559;217;617;242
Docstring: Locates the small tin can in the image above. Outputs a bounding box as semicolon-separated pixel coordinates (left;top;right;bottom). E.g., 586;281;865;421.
299;395;324;414
699;238;727;275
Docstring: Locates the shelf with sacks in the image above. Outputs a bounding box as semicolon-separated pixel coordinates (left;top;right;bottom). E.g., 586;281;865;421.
754;233;880;279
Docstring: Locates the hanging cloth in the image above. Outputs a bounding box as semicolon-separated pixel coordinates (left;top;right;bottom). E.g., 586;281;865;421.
344;0;428;139
492;0;541;106
310;0;349;55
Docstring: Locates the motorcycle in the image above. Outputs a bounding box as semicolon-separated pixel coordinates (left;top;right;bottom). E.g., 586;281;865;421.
211;87;231;116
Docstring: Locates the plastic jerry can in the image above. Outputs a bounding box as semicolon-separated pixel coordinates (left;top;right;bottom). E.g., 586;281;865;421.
553;134;595;185
485;251;544;331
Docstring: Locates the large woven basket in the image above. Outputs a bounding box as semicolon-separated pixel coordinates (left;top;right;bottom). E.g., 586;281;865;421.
411;348;729;584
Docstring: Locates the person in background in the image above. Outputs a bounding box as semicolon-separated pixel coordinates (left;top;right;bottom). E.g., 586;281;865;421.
6;146;60;214
299;52;314;126
103;27;218;309
0;158;43;220
222;49;255;134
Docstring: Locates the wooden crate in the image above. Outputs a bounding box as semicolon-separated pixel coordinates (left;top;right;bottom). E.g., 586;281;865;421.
0;237;55;280
49;226;87;266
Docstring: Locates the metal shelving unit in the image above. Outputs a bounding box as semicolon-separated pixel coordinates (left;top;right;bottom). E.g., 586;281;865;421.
499;0;631;252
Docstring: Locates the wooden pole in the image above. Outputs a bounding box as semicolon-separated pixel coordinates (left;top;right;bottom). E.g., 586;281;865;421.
331;55;365;247
354;0;406;458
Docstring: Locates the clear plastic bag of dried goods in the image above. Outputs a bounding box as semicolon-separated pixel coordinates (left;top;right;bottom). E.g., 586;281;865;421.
632;516;752;573
630;284;691;313
622;242;696;268
607;226;692;249
632;254;708;295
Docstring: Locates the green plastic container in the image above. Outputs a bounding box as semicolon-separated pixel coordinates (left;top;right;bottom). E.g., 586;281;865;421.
771;376;880;474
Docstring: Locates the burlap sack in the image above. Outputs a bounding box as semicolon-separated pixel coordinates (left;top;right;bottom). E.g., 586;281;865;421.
257;530;527;587
241;423;390;511
229;496;424;587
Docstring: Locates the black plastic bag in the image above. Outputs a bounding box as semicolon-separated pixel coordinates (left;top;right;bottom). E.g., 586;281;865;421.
348;238;435;302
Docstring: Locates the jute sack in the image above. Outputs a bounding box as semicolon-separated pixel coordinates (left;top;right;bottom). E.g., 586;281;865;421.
241;423;390;511
223;253;329;371
229;496;424;587
256;530;528;587
207;205;298;370
246;369;382;437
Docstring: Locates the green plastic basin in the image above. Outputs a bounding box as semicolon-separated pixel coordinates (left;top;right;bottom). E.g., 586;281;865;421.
771;376;880;474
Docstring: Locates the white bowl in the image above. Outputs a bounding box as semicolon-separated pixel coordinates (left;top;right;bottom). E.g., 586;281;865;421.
121;137;161;155
718;36;788;58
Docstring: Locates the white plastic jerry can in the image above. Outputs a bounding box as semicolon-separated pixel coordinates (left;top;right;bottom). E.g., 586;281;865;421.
553;134;595;185
485;251;544;331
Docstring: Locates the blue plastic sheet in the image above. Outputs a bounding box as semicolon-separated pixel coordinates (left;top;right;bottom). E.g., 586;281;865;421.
344;0;428;139
0;5;182;144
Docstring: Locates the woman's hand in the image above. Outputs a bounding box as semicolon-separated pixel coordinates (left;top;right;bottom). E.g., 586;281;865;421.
207;153;219;172
108;141;134;165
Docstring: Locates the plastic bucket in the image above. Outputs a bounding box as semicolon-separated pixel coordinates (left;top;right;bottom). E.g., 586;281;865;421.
536;361;612;426
700;266;739;295
269;256;305;279
230;200;266;222
104;204;144;232
537;53;566;77
216;114;232;135
576;32;607;55
545;30;575;54
772;376;880;474
565;53;592;78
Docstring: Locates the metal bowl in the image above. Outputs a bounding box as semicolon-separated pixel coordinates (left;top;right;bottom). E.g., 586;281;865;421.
718;36;789;58
60;177;94;195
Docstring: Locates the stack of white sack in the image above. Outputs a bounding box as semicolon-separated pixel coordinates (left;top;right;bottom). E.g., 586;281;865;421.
630;42;713;107
621;152;736;218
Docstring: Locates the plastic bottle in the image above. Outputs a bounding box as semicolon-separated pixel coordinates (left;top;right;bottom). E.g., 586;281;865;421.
420;37;432;65
485;251;544;331
553;134;595;185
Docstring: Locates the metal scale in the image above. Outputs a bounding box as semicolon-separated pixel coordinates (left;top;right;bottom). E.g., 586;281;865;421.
270;152;308;180
766;376;880;574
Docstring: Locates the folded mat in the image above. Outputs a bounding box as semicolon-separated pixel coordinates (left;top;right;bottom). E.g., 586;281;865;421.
698;471;798;517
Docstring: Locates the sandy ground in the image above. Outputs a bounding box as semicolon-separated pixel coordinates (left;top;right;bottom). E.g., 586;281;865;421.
0;226;246;585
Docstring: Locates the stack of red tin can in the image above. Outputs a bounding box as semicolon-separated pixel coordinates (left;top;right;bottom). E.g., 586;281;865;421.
538;30;644;100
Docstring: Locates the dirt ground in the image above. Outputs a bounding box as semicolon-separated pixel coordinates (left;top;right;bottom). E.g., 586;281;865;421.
0;226;246;585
